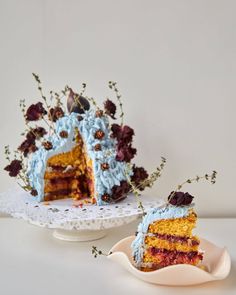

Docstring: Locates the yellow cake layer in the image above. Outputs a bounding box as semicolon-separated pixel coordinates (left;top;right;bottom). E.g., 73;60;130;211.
44;194;71;201
145;236;199;252
47;145;87;168
148;211;197;237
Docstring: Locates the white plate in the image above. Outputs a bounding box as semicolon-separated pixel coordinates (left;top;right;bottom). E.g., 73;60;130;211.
108;236;231;286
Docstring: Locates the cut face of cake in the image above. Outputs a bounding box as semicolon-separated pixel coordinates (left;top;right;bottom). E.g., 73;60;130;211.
27;110;132;205
44;131;94;201
131;200;203;271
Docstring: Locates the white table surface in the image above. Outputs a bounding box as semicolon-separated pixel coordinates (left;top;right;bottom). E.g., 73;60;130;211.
0;215;235;295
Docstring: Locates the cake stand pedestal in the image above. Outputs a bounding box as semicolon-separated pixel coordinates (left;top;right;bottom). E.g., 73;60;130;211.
53;229;107;242
0;187;163;242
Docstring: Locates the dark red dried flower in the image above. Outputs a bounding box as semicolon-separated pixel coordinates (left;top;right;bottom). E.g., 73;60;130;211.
25;102;47;121
94;143;102;151
168;191;194;206
30;189;38;196
26;127;47;142
33;127;47;139
101;163;109;170
131;165;149;190
104;99;116;119
18;139;38;157
4;160;22;177
59;130;68;138
116;145;137;162
94;130;105;140
111;180;130;201
111;124;134;143
48;107;64;122
42;141;53;150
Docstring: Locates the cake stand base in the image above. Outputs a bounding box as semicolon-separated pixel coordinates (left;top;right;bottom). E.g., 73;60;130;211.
53;229;107;242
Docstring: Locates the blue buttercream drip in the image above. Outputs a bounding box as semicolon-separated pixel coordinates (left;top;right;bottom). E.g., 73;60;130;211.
131;204;194;266
27;110;131;205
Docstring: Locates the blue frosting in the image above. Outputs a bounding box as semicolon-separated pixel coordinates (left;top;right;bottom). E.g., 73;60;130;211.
27;110;131;205
131;204;194;266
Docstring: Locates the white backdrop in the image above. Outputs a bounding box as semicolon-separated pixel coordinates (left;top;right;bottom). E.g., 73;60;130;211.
0;0;235;217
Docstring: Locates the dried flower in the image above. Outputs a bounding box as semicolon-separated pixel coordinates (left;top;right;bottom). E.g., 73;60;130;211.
42;141;53;150
131;165;149;190
26;127;47;142
168;191;194;206
104;99;116;119
30;189;38;196
108;81;124;125
4;159;22;177
67;88;90;114
94;143;102;151
167;170;217;207
101;163;109;170
32;127;47;139
116;145;137;162
94;130;105;140
111;180;130;201
48;106;64;122
25;102;47;121
111;124;134;143
101;193;111;202
18;139;38;157
59;130;68;138
77;115;83;121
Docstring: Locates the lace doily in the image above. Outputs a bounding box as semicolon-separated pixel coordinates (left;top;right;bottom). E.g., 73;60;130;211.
0;188;163;230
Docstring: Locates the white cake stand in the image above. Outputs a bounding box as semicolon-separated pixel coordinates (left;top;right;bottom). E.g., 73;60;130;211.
0;187;163;242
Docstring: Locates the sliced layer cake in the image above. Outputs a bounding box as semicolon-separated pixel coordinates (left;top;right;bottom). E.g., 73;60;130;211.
131;192;203;271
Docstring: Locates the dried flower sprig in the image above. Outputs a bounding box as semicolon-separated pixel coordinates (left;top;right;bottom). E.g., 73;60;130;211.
108;81;124;126
170;170;217;197
126;157;167;216
80;83;87;96
91;246;109;258
86;95;97;108
32;73;50;110
168;170;217;206
32;73;58;135
4;145;11;162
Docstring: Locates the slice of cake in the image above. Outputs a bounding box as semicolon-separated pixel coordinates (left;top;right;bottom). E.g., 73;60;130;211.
131;192;203;271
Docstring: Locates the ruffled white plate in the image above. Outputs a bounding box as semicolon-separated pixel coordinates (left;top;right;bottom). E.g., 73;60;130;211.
108;236;231;286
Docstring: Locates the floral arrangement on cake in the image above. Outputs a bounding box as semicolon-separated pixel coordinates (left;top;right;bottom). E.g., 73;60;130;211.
4;74;165;205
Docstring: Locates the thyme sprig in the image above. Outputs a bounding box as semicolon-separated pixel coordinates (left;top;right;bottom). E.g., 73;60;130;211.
91;246;109;258
108;81;124;126
126;157;167;216
168;170;217;201
4;145;11;162
80;83;87;96
32;73;50;110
